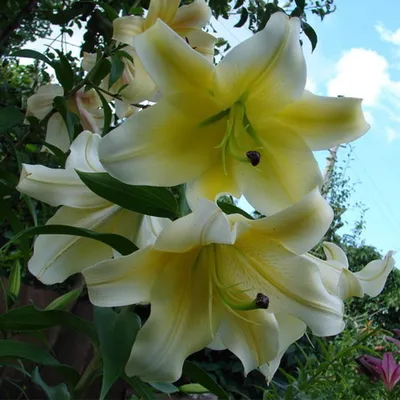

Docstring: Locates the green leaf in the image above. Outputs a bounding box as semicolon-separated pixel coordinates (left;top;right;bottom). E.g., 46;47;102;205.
295;0;306;11
76;171;179;219
92;87;112;135
53;96;80;142
217;200;254;220
115;50;133;63
122;375;156;400
233;0;245;8
53;49;75;93
302;21;318;52
43;142;69;167
182;361;229;399
148;382;179;394
11;49;54;68
94;307;141;400
0;340;79;387
0;106;24;133
99;2;119;21
7;260;21;304
0;197;30;261
234;7;248;28
0;305;98;345
108;55;125;89
128;6;144;16
2;224;138;256
89;58;111;87
31;368;70;400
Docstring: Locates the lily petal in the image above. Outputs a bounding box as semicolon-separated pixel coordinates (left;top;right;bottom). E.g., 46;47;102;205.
172;0;211;31
323;242;349;268
259;314;306;382
251;189;333;255
354;251;395;297
154;199;237;253
99;94;223;186
126;248;218;382
214;12;305;110
144;0;180;30
217;239;344;336
134;19;214;95
84;247;166;306
275;91;370;150
234;121;323;215
113;16;144;45
186;159;241;210
44;113;70;153
29;205;136;284
27;84;63;119
66;131;104;172
337;268;364;300
17;164;107;209
217;305;280;375
185;29;217;63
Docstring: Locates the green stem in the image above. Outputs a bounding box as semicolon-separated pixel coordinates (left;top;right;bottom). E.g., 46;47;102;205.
72;351;101;399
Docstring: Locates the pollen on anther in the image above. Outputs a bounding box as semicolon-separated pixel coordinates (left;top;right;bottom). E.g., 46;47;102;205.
246;150;261;166
255;293;269;309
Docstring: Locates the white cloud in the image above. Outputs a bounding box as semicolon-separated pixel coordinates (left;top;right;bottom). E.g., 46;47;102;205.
386;127;400;143
327;48;389;106
363;110;375;125
376;23;400;46
305;77;317;93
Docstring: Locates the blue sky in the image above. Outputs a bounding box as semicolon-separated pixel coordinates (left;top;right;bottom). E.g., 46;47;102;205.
26;1;400;263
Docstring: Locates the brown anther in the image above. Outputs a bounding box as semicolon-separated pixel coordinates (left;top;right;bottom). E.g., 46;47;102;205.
255;293;269;309
246;150;261;166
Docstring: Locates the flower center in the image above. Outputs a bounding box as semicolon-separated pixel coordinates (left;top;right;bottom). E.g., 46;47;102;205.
214;102;264;174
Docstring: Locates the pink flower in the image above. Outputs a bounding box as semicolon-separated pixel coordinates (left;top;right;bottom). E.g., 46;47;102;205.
356;353;400;392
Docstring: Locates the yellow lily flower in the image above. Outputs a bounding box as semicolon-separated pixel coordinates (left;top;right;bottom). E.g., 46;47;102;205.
83;190;344;382
17;131;169;284
113;0;215;62
306;242;395;300
99;13;369;215
26;84;104;152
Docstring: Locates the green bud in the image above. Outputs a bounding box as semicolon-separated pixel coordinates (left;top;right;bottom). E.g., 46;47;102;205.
179;384;209;394
7;260;21;299
45;288;81;311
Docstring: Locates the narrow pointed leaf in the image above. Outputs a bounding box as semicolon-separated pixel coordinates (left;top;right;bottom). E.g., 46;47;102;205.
76;171;179;219
2;224;138;256
217;200;254;220
0;340;79;386
108;55;125;89
182;361;229;400
11;49;54;68
0;305;98;345
302;21;318;52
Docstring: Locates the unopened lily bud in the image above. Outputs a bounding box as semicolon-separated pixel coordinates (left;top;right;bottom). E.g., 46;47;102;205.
45;288;81;311
7;260;21;299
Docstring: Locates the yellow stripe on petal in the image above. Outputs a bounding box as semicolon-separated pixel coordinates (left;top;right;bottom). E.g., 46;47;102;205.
251;189;333;255
134;19;214;95
275;91;370;150
144;0;180;29
99;94;223;187
126;249;219;382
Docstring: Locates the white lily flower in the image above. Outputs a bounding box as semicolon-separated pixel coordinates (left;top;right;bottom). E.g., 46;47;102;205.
26;84;104;152
306;242;395;300
83;191;344;382
17;131;169;284
99;13;369;215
